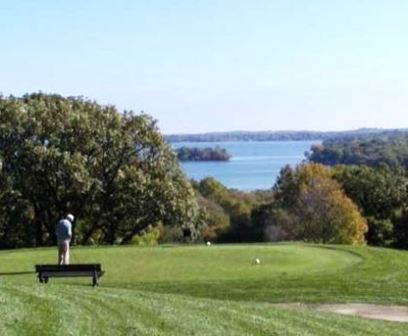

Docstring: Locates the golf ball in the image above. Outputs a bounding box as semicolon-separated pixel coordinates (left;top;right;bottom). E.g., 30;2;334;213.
254;258;260;264
206;241;211;246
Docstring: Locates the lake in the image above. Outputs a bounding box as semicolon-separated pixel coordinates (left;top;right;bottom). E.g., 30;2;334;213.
172;141;319;191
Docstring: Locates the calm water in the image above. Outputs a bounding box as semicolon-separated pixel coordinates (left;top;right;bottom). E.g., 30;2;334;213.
172;141;319;191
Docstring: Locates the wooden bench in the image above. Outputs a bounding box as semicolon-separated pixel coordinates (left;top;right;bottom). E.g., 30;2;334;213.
35;264;104;286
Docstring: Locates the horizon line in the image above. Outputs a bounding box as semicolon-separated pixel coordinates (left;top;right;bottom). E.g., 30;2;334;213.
165;127;407;136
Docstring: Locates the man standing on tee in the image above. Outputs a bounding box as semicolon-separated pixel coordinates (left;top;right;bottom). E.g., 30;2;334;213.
56;214;74;265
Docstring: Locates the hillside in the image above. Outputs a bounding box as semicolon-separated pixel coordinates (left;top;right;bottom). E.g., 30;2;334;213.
0;244;408;335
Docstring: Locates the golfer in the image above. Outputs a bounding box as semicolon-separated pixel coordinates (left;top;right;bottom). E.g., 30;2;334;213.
56;214;74;265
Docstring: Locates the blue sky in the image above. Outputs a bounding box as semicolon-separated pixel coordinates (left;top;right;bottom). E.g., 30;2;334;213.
1;1;407;133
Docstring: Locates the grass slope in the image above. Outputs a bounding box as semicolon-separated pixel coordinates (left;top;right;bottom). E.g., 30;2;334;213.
0;243;408;335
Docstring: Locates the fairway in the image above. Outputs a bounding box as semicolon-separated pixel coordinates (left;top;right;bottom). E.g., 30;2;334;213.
1;244;408;335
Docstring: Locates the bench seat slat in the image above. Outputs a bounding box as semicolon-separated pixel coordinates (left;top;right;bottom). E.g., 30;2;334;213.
41;271;104;277
36;264;102;272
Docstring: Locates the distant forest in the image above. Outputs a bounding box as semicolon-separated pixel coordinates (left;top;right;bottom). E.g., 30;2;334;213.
166;128;408;142
308;134;408;167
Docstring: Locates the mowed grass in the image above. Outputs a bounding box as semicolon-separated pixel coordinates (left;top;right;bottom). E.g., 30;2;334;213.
0;243;408;335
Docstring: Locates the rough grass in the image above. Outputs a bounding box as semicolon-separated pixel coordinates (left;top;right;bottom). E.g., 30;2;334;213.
0;243;408;335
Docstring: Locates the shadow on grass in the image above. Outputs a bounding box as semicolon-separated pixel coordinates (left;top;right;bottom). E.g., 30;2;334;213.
0;271;35;276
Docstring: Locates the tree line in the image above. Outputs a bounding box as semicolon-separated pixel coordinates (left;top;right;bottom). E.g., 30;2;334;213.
166;129;408;143
194;163;408;248
307;135;408;167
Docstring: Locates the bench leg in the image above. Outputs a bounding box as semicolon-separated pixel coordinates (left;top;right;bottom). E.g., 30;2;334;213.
92;270;98;287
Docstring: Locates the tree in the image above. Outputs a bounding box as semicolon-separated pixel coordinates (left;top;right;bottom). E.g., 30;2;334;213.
393;210;408;249
255;163;367;244
194;177;266;242
333;165;408;246
0;93;200;247
197;195;230;241
333;165;407;219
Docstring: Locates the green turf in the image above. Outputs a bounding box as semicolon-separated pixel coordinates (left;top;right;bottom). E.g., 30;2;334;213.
0;243;408;335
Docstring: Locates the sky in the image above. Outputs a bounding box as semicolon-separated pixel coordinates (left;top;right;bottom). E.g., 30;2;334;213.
1;0;407;134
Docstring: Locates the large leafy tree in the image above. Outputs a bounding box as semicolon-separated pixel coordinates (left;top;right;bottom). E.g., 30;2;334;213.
0;93;199;247
254;163;367;244
332;165;408;246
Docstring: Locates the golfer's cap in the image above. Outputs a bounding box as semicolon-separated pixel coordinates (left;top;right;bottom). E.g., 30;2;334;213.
67;214;75;222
